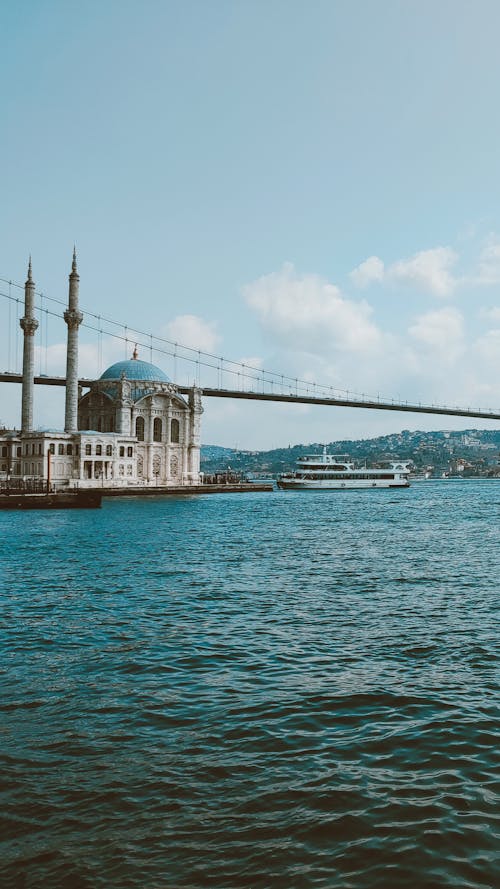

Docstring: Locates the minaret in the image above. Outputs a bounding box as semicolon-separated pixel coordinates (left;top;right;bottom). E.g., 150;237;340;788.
20;257;39;433
64;248;83;433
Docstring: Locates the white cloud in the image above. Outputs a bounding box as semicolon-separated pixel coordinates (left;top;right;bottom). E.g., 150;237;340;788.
239;356;263;369
349;256;385;288
472;328;500;366
165;315;221;354
351;246;459;297
389;247;459;297
34;338;132;379
479;306;500;323
244;263;382;355
408;307;465;362
476;238;500;285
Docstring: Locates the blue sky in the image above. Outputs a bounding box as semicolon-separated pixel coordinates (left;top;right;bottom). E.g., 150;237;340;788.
2;0;500;448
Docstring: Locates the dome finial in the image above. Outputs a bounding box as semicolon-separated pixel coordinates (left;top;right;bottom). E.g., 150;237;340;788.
132;343;138;360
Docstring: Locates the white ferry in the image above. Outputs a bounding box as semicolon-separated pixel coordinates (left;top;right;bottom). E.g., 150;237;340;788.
277;448;411;490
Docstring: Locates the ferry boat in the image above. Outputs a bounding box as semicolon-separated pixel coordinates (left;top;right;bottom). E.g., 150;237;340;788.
277;448;411;490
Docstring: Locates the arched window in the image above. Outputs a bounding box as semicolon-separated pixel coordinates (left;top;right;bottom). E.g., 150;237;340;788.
136;416;145;441
67;444;73;456
153;418;162;442
58;444;64;455
96;444;102;456
171;418;179;444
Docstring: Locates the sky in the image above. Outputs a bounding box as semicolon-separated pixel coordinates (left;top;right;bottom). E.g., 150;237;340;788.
2;0;500;449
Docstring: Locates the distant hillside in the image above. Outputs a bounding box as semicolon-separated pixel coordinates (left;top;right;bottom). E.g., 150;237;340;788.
201;429;500;477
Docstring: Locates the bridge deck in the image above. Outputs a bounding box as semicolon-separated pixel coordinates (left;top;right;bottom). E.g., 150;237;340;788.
1;373;499;421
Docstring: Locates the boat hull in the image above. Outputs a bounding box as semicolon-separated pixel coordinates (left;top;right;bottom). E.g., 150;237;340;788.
277;479;410;490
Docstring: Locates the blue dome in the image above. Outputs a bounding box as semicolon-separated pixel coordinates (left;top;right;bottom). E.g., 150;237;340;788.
100;358;171;383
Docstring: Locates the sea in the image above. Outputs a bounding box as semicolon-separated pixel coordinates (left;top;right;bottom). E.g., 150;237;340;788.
1;481;499;888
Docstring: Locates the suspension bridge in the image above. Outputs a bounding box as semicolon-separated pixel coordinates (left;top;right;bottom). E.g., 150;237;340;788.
1;271;500;424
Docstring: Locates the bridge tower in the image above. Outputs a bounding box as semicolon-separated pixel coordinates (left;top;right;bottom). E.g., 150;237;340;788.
64;248;83;433
19;258;39;433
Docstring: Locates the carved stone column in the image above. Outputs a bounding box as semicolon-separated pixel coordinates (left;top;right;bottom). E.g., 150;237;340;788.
165;400;172;481
188;387;203;480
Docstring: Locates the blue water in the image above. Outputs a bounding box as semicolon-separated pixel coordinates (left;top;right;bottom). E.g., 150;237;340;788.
1;482;499;888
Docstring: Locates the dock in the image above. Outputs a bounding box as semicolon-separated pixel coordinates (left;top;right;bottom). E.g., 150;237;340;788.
99;482;274;497
0;490;102;510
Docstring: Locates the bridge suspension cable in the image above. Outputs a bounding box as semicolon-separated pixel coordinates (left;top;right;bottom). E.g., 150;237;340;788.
0;275;380;401
0;274;499;419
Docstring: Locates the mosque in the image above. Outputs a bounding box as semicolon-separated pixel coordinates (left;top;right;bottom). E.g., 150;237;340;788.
0;255;203;488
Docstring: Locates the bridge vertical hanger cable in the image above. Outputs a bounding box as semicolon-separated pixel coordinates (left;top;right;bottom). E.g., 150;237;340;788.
8;282;12;371
97;315;102;374
38;293;44;374
15;297;20;373
44;306;48;375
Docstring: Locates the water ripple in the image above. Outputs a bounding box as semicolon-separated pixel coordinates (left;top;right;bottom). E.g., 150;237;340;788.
0;483;499;887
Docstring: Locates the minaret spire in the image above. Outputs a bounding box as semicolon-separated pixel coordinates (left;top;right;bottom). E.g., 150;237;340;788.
20;257;39;433
64;249;83;433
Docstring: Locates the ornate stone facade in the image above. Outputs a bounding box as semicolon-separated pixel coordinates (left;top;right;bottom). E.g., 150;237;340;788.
77;351;203;486
0;257;203;489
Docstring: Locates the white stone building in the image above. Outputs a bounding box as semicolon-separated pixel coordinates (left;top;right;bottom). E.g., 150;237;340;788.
0;256;203;489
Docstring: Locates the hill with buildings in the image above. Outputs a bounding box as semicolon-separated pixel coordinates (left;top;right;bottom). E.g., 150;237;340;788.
201;429;500;478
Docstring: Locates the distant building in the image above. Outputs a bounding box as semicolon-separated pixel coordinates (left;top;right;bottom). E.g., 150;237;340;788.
0;256;203;488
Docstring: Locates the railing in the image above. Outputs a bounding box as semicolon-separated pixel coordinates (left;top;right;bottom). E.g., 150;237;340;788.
201;471;245;485
0;478;52;494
